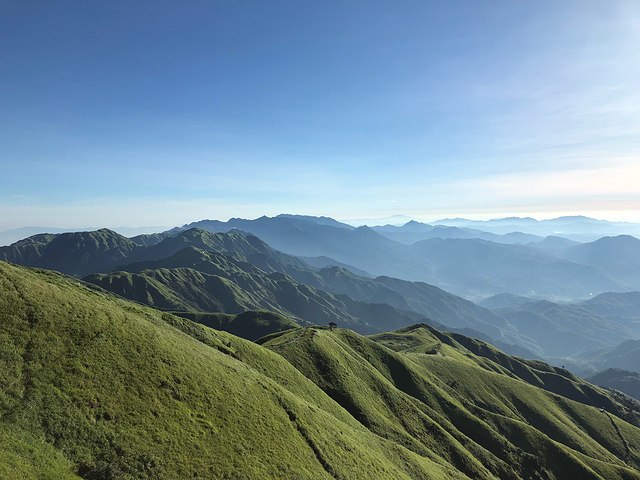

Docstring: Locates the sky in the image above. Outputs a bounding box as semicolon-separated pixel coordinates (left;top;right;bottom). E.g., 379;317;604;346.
2;1;640;231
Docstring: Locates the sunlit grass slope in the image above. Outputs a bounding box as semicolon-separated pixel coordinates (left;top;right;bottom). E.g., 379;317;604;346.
0;261;468;479
261;325;640;479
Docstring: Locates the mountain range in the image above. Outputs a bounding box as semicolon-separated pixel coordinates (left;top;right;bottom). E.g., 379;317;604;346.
4;217;640;362
163;215;640;302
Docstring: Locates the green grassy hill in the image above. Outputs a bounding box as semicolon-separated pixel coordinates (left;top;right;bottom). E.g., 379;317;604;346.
261;324;640;479
0;261;468;479
3;261;640;478
84;249;421;335
0;229;142;277
0;228;539;353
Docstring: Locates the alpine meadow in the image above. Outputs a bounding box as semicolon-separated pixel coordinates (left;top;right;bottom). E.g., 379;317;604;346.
3;2;640;479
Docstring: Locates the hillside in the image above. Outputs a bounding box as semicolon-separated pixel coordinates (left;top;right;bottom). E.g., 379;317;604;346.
0;261;466;479
0;229;143;277
5;224;640;360
577;339;640;373
3;261;640;479
84;251;421;335
261;324;640;479
587;369;640;402
408;237;624;301
1;227;530;350
174;216;632;301
554;236;640;289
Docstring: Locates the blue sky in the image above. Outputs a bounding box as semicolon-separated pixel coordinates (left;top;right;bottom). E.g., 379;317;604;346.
2;1;640;230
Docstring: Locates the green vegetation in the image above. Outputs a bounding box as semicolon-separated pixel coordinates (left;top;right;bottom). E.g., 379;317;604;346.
84;247;419;334
3;260;640;478
262;324;640;479
0;229;142;277
0;262;466;479
173;310;304;341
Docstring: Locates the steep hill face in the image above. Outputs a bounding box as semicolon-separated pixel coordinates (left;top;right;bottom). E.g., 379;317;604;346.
1;261;468;480
3;261;640;479
85;253;420;335
587;369;640;402
261;324;640;480
0;229;142;277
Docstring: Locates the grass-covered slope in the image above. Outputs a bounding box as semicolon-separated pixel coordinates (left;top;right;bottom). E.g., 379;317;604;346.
1;227;537;353
174;310;304;341
84;249;421;335
261;324;640;479
0;229;142;277
0;261;470;480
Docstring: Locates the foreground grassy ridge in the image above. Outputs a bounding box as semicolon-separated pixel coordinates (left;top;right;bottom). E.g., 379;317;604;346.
0;262;468;479
262;326;640;479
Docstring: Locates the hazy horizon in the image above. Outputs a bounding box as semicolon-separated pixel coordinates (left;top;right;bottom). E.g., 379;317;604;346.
3;2;640;230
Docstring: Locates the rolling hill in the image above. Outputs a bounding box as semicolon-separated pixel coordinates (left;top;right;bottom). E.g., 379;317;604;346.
0;229;143;277
84;249;422;335
3;260;640;479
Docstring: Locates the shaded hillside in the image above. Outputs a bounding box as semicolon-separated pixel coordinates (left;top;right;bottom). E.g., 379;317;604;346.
555;236;640;288
271;264;524;348
8;218;635;304
112;244;533;350
1;226;528;349
85;258;420;335
173;310;305;341
587;369;640;402
577;340;640;373
0;229;142;277
372;221;542;245
559;235;640;267
409;238;624;301
0;228;309;280
176;216;432;281
3;261;640;479
578;292;640;329
175;216;631;301
433;215;640;240
479;293;535;310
